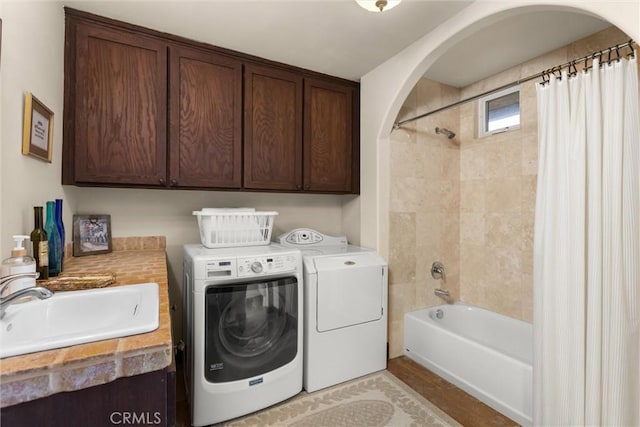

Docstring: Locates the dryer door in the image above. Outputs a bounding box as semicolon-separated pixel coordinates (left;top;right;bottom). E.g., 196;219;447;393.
315;254;383;332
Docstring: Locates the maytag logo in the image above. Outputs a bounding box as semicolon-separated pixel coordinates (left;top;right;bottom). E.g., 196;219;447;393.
209;362;224;371
249;377;263;386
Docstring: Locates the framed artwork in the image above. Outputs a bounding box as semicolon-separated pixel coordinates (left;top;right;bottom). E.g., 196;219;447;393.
73;214;113;256
22;92;54;162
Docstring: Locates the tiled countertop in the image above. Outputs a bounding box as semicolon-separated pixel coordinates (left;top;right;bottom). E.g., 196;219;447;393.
0;237;173;408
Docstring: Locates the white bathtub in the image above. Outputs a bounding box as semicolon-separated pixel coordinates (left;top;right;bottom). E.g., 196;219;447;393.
404;303;532;426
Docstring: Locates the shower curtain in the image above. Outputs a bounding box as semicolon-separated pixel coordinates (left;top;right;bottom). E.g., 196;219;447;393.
533;53;639;426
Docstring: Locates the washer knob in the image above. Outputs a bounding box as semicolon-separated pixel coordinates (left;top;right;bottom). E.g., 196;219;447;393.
250;261;263;274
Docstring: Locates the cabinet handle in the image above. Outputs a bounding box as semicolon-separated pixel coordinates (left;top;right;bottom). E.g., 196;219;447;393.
171;179;178;186
296;184;302;190
304;185;311;190
159;178;165;185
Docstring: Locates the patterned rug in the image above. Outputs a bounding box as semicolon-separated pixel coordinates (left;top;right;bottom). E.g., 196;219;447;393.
224;370;461;427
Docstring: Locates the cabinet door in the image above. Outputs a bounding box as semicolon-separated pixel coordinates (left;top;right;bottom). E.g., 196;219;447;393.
169;46;242;189
74;23;167;185
303;78;354;192
244;65;303;190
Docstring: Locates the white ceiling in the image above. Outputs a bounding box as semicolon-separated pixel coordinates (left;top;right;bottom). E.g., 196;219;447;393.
425;10;612;88
64;1;613;86
63;0;472;81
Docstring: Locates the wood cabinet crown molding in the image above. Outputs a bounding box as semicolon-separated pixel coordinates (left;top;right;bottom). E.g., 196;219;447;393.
63;7;360;194
63;7;359;88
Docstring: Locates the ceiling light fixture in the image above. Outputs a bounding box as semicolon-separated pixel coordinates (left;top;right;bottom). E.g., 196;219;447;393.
355;0;402;12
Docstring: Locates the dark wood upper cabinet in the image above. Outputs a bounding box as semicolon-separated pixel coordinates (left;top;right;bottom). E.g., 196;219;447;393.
169;46;242;189
63;8;359;194
304;78;354;192
70;22;168;186
244;65;303;191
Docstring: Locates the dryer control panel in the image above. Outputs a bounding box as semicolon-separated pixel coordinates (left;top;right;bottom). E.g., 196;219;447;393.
278;228;347;247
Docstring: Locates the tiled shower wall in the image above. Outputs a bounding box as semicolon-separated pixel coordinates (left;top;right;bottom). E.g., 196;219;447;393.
387;26;634;358
388;79;461;357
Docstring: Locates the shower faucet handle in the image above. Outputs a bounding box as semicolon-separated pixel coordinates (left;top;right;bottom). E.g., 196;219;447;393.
431;261;446;281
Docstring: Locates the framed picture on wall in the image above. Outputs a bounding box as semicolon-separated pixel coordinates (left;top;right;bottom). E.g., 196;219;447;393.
73;214;113;256
22;92;54;162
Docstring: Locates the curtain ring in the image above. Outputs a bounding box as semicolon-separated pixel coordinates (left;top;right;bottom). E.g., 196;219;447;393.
554;66;562;80
583;55;589;72
607;48;612;64
615;45;621;62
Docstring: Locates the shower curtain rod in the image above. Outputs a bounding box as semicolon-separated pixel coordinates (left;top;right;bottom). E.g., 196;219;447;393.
393;39;636;129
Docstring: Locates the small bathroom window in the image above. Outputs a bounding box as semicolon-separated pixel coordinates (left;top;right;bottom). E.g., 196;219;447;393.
477;86;520;137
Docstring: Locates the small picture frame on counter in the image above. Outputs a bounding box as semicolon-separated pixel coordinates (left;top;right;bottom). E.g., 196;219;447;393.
22;92;54;163
73;214;112;257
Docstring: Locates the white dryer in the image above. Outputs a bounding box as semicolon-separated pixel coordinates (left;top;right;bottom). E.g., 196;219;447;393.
278;229;388;392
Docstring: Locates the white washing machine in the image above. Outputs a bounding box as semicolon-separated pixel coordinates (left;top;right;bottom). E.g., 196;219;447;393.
278;229;388;392
183;243;303;426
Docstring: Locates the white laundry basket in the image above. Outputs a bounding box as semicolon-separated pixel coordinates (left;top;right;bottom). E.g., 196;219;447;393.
193;209;278;248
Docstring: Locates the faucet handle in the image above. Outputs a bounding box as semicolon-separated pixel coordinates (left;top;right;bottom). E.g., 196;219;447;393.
0;272;40;294
431;261;446;281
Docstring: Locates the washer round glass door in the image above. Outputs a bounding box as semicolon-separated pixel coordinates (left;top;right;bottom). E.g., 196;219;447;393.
218;283;287;357
204;276;298;383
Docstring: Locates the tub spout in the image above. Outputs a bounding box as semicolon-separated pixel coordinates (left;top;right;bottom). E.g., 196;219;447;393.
434;288;452;303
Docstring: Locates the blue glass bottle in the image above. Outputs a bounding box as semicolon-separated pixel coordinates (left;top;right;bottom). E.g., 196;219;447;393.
55;199;65;270
45;201;62;276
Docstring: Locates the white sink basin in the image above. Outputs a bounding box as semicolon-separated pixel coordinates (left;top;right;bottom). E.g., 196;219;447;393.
0;283;159;358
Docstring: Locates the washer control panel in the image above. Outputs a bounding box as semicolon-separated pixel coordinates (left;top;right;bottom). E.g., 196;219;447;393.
205;253;298;279
237;254;298;278
205;259;237;279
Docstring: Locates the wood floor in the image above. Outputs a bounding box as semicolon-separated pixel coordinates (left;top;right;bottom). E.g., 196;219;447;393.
177;356;518;426
387;356;518;426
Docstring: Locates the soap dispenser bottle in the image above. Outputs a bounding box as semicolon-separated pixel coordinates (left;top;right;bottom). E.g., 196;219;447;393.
0;235;37;296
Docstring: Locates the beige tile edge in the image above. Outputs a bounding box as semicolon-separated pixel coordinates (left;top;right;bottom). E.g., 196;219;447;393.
0;345;172;408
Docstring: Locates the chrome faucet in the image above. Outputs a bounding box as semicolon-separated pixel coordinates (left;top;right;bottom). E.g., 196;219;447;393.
434;288;452;303
0;272;52;319
431;262;451;302
0;272;40;295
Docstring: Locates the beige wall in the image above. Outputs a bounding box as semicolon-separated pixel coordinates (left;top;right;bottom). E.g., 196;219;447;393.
0;2;70;258
458;26;636;321
388;79;461;357
457;76;537;321
387;26;635;358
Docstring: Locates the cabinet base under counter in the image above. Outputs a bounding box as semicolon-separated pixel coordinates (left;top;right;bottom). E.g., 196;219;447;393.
1;360;176;427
